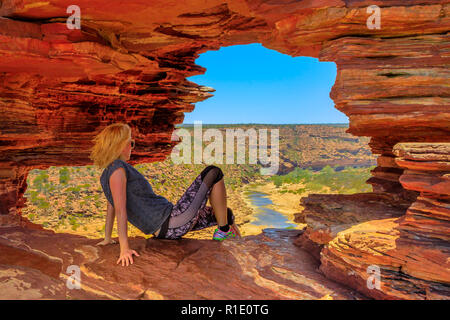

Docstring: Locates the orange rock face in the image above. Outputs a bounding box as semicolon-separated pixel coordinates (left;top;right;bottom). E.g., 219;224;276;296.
301;143;450;299
1;1;449;299
0;226;366;300
294;192;411;260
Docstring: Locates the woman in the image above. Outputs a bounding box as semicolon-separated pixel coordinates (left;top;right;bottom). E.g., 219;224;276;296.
89;123;241;267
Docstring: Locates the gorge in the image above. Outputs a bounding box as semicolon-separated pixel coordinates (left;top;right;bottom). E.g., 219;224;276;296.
0;0;449;299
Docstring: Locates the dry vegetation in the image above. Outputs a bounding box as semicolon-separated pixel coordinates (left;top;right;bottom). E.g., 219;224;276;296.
22;124;376;239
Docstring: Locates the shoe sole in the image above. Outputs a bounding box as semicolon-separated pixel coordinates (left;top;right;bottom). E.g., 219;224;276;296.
212;235;236;241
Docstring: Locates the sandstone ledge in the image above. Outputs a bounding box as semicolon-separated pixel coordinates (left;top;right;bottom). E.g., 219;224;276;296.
294;192;410;260
0;0;449;300
320;218;450;300
0;224;365;300
298;143;450;299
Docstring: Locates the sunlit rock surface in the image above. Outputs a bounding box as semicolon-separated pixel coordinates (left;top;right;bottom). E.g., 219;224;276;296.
294;192;411;260
0;225;365;300
0;0;449;299
300;143;450;299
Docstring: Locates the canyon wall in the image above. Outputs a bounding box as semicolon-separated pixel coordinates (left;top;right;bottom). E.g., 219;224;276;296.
1;0;449;299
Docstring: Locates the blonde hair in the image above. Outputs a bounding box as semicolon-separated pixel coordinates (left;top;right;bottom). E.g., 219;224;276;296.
89;123;131;169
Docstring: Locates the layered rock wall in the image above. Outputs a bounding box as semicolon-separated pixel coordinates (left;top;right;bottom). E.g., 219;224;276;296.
1;0;449;299
296;9;449;297
314;143;450;299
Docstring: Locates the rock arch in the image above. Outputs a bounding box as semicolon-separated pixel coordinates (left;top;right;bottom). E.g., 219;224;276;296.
0;1;449;299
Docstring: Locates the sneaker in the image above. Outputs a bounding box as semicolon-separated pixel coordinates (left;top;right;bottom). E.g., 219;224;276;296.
212;227;237;241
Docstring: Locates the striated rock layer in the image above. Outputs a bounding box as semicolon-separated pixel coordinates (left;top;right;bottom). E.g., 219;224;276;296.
299;143;450;299
0;225;365;300
0;0;449;299
294;192;412;260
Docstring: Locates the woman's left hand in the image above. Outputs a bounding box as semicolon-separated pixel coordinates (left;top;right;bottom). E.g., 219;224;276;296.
96;238;117;246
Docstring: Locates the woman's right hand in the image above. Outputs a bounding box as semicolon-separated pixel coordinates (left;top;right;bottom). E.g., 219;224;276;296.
117;248;140;266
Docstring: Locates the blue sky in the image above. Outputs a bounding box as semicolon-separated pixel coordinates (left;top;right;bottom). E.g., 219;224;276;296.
185;43;348;124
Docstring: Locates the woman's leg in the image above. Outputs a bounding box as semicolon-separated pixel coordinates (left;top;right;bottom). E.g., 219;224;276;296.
208;176;228;227
207;175;241;237
190;207;235;232
163;165;234;239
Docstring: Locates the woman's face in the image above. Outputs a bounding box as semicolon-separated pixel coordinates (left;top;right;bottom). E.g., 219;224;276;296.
120;136;135;161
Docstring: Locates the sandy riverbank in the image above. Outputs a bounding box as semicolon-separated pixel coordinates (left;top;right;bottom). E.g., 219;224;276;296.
176;180;309;240
243;180;308;224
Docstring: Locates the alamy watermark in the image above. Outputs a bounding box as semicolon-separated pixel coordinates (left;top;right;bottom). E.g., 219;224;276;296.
66;264;81;289
170;121;279;175
367;5;381;30
366;264;381;290
66;5;81;30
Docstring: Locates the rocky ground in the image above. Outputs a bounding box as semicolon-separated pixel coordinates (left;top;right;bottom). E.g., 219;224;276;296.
0;220;366;300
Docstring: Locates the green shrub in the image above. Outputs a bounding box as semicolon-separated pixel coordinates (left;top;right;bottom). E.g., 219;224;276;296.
268;165;372;194
37;200;50;210
32;171;49;192
68;216;77;225
59;167;70;184
65;186;81;194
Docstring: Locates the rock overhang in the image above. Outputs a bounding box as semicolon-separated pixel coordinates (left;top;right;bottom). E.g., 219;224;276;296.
0;0;449;300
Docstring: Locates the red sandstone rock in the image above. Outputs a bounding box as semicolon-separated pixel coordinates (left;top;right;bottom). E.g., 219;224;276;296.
393;143;450;244
319;218;450;300
0;225;365;300
1;0;449;300
294;192;410;260
316;143;450;299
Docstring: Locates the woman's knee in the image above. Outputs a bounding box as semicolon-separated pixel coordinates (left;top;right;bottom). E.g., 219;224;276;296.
201;165;224;184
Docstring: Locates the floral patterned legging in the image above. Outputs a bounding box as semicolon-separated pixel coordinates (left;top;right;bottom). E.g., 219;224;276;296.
162;165;235;240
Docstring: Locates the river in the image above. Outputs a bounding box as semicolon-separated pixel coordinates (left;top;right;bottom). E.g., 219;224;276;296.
243;189;299;229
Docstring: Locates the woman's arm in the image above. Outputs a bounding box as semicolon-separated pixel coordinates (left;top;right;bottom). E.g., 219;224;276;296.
109;167;139;266
105;200;115;240
96;200;116;245
110;167;129;250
